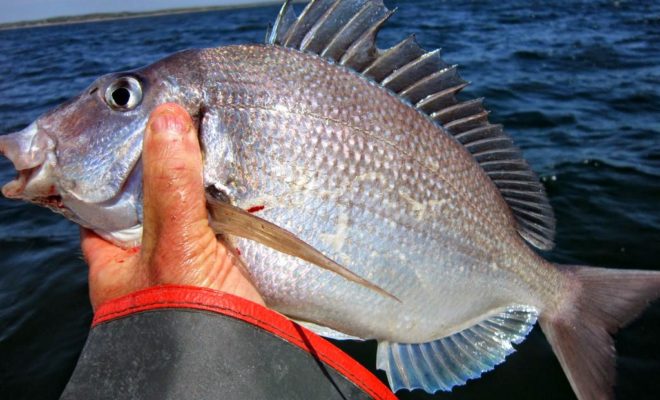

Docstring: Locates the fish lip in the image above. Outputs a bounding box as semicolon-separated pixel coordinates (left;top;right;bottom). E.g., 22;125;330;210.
1;167;37;199
0;123;48;171
0;123;58;200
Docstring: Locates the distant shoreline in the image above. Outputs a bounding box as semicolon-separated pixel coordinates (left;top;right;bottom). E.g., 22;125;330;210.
0;1;285;31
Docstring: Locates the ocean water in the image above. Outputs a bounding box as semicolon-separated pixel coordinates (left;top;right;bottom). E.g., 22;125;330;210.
0;1;658;399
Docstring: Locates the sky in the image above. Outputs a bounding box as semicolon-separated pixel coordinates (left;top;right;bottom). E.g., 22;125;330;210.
0;0;276;24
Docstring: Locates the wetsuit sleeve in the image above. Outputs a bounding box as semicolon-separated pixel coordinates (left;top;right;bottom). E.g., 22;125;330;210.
59;285;396;400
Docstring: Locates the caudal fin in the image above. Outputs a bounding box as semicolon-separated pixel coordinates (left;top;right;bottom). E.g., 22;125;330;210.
539;265;660;400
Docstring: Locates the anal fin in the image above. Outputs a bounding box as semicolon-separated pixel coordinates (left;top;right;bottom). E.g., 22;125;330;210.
376;306;538;393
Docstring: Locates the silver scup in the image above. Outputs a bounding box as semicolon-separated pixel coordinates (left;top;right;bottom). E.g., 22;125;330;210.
1;1;659;398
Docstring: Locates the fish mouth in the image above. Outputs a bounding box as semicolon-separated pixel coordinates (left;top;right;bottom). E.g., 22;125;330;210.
1;164;64;209
0;123;60;205
2;175;68;228
33;194;65;210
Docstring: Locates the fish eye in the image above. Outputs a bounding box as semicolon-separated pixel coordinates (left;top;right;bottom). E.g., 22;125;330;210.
104;76;142;111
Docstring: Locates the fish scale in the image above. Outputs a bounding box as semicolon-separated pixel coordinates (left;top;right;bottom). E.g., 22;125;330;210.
1;1;659;398
204;44;549;331
208;46;529;268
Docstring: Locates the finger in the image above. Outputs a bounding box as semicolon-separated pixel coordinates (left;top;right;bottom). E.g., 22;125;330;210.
141;103;207;254
80;228;142;310
80;228;128;268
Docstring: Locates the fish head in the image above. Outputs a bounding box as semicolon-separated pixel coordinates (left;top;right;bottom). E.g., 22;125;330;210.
0;50;204;246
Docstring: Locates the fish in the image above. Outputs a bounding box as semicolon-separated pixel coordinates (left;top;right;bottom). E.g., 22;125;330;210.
0;1;659;399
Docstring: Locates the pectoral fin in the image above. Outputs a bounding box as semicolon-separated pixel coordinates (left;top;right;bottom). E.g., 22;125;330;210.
206;194;398;302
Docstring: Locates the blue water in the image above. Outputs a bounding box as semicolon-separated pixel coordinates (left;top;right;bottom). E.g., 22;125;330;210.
0;1;658;398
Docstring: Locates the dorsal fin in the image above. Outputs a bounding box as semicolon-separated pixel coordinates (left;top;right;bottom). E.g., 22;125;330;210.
266;0;556;250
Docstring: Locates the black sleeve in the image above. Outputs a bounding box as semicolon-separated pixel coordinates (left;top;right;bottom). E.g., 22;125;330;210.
60;285;395;400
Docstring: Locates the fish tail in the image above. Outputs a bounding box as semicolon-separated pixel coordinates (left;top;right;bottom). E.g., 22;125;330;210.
539;265;660;400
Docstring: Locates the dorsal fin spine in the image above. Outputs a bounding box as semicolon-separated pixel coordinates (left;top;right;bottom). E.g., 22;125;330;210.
382;48;441;84
269;0;294;45
431;97;488;123
479;159;527;169
362;35;419;80
299;0;343;52
473;148;520;161
399;67;460;103
415;78;466;111
453;124;501;142
464;135;511;149
381;49;442;91
443;110;490;130
499;188;547;199
339;8;394;70
320;1;380;59
494;180;544;190
435;98;485;122
283;0;333;48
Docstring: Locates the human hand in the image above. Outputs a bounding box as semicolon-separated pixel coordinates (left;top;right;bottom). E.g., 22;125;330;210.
81;103;265;310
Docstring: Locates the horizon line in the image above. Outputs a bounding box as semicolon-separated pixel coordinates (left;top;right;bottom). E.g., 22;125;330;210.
0;1;289;31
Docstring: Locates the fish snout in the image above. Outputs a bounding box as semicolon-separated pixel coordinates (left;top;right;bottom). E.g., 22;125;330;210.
0;123;55;199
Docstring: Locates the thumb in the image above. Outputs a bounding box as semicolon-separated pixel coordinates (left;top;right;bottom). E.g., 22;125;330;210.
141;103;208;260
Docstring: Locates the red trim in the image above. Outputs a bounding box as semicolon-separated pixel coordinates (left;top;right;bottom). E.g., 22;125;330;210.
93;285;396;400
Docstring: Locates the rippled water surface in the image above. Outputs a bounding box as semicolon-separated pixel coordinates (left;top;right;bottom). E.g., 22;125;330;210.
0;1;659;399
